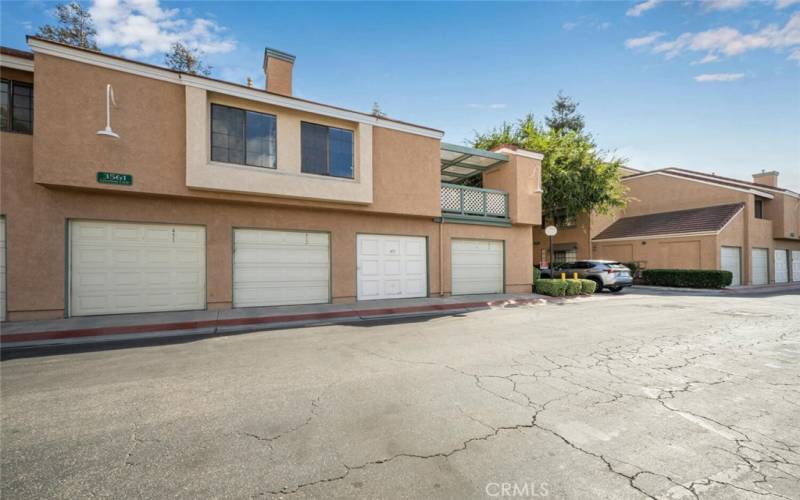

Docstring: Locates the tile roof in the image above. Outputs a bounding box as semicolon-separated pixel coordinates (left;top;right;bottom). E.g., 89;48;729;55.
593;203;744;241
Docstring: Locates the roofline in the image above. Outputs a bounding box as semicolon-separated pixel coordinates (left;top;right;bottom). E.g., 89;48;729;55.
25;36;444;139
623;170;775;199
441;142;509;161
492;143;545;160
0;46;34;59
0;46;34;72
666;168;799;198
263;47;296;64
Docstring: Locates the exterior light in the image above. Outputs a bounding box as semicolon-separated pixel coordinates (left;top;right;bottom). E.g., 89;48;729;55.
96;84;119;139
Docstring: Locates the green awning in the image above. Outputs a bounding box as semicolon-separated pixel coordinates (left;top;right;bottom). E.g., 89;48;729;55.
440;143;508;183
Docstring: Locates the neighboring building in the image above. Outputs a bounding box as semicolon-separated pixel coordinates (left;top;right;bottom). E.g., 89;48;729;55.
534;166;800;286
0;38;542;321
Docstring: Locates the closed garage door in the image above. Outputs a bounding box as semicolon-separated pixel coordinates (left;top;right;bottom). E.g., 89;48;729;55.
70;221;205;316
357;234;427;300
751;248;769;285
774;249;789;283
720;246;741;286
793;251;800;282
233;229;329;307
0;218;5;321
451;239;504;295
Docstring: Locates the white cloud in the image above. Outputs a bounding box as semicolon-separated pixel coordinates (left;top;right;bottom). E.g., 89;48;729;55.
467;103;507;109
694;72;745;81
627;0;661;17
562;22;578;31
637;12;800;63
775;0;800;8
625;32;664;49
702;0;750;11
89;0;235;58
562;18;611;32
790;48;800;59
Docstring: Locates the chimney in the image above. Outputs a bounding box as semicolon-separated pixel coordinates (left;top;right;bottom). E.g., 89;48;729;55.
752;170;779;187
263;47;295;96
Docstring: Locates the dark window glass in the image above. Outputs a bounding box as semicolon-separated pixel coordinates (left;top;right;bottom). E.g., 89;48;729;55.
1;79;33;134
754;199;764;219
211;104;275;168
301;122;329;175
301;122;354;178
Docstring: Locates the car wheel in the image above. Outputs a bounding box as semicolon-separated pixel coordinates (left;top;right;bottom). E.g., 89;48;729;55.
591;279;603;293
608;286;623;293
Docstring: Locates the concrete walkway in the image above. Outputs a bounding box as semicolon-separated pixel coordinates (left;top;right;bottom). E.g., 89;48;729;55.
0;294;555;348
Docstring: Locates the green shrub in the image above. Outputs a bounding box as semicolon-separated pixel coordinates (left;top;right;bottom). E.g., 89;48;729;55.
533;267;541;282
535;279;567;296
641;269;733;289
565;279;582;296
579;279;597;295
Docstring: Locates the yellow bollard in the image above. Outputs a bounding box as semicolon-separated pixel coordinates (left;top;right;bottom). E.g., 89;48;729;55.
573;272;579;280
561;272;566;281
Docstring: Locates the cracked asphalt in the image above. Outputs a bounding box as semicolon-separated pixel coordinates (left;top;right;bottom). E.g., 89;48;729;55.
2;289;799;499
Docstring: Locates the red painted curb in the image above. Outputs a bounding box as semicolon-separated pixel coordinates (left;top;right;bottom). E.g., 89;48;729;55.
0;298;546;344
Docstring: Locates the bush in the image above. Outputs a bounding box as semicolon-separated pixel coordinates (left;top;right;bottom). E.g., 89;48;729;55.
565;279;582;296
623;261;641;279
641;269;733;289
535;279;567;296
579;279;597;294
533;267;541;282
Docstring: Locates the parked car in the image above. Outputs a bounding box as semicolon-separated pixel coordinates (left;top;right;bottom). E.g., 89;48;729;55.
539;260;633;292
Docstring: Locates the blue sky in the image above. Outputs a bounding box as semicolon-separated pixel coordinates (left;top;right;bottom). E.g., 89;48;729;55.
2;0;799;190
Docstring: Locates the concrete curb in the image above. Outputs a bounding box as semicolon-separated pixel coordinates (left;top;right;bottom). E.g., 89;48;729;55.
1;297;562;349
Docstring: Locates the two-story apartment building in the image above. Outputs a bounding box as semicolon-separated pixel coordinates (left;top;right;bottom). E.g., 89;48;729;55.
0;38;542;321
534;167;800;286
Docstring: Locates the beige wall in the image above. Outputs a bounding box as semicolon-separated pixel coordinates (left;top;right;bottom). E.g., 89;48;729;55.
483;153;542;225
264;57;293;96
29;53;443;218
623;174;749;215
594;235;718;270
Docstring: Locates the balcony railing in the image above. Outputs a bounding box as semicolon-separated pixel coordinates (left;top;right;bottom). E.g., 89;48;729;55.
440;183;509;223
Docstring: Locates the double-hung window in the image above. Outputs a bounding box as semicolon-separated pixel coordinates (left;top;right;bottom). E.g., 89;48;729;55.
211;103;277;168
1;79;33;134
301;122;354;179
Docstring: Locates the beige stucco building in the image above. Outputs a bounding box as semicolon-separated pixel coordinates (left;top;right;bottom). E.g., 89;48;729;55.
0;38;543;321
534;167;800;286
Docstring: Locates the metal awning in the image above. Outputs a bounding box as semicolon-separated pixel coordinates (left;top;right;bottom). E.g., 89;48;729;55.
440;143;508;183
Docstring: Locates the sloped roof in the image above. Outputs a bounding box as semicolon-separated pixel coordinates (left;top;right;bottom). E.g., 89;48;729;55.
623;167;798;198
0;46;34;59
593;203;744;241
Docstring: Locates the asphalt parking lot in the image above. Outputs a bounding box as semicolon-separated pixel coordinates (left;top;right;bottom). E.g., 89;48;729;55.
2;289;799;499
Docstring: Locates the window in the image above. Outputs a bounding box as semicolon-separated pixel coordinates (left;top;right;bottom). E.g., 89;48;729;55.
754;198;764;219
211;104;276;168
301;122;354;178
553;248;577;264
1;79;33;134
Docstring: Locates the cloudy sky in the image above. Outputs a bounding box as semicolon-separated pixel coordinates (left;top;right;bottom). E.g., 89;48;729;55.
2;0;799;190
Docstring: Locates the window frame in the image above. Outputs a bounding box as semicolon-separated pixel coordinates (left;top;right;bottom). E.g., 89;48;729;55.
1;78;33;135
754;198;764;219
300;121;355;179
210;103;277;169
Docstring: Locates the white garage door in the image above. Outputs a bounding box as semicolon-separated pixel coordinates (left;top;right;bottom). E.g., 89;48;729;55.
0;218;6;321
774;249;789;283
793;251;800;282
70;221;205;316
233;229;329;307
451;239;504;295
357;234;427;300
720;246;741;286
751;248;769;286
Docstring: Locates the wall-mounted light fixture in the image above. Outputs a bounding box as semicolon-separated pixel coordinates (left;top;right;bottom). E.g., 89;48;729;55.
96;84;119;139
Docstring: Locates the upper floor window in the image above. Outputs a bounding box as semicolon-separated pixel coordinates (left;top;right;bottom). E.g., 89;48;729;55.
301;122;354;179
211;103;276;168
754;198;764;219
1;79;33;134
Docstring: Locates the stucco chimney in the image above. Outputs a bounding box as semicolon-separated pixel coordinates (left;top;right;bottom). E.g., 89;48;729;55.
752;170;779;187
263;47;295;96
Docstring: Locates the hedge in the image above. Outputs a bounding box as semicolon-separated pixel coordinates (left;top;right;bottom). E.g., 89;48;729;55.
641;269;733;289
565;279;582;296
533;267;541;282
579;279;597;295
535;279;567;296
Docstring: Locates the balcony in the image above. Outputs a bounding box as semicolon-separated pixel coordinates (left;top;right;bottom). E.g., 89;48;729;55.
440;183;510;225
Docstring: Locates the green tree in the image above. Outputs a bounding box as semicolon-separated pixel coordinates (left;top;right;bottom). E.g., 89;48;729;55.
36;2;99;50
164;42;211;76
472;95;627;222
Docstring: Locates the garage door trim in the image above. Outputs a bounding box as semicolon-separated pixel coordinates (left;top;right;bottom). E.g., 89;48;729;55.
356;232;429;301
231;226;332;308
67;219;208;318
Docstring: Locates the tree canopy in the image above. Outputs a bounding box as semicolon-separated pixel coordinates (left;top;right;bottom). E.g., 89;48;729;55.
472;94;627;222
36;2;99;50
164;42;212;76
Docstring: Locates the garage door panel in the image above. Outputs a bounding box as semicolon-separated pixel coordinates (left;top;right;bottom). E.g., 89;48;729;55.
452;239;503;295
775;250;789;283
720;247;741;287
793;251;800;282
751;248;769;285
70;221;206;316
233;229;330;308
357;235;427;301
